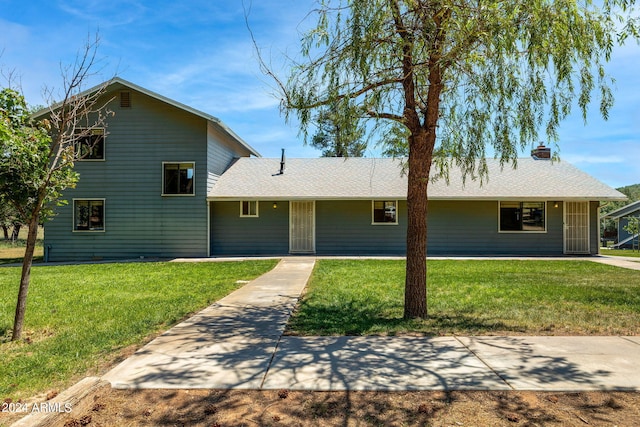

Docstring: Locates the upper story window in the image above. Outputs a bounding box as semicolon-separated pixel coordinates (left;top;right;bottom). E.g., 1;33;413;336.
499;201;546;232
163;162;195;195
372;200;398;225
75;128;105;160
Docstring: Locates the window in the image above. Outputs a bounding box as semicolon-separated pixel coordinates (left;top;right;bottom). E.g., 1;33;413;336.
74;199;105;231
372;200;398;224
163;162;195;195
499;201;546;232
240;201;258;217
75;128;104;160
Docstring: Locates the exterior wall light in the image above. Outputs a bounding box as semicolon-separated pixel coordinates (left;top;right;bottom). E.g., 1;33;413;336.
273;202;278;209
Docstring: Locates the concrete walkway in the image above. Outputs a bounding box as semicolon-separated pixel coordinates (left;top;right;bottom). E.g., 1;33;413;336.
591;254;640;270
104;257;314;389
104;256;640;391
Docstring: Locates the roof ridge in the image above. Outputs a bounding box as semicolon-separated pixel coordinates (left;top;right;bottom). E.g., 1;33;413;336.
32;77;261;157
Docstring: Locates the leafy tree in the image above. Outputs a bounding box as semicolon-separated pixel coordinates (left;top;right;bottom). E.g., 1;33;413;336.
0;197;22;242
601;184;640;243
311;105;367;157
0;38;112;340
624;216;640;251
266;0;638;318
602;184;640;216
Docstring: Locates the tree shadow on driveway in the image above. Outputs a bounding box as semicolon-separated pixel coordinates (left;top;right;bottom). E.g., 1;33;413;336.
262;335;623;392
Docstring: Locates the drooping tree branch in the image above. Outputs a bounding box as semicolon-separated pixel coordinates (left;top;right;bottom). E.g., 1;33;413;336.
254;0;639;318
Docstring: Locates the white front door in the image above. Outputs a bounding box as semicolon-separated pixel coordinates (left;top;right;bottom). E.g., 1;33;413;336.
290;201;315;253
564;201;590;254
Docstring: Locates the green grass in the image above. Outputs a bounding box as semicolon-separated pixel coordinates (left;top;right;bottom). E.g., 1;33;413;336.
0;239;44;265
0;260;277;399
601;248;640;258
288;259;640;337
0;227;44;265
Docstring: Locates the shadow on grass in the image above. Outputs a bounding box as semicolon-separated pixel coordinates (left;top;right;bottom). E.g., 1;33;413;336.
286;302;524;336
0;256;43;266
0;326;12;344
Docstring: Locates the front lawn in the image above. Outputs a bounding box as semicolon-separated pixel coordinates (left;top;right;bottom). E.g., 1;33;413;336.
288;260;640;336
0;260;277;399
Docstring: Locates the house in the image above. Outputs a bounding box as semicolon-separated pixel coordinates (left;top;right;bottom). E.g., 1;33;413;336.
207;157;625;256
602;201;640;249
41;79;626;261
41;78;259;262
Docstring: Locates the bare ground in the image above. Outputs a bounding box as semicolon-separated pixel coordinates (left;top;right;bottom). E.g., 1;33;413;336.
31;388;640;427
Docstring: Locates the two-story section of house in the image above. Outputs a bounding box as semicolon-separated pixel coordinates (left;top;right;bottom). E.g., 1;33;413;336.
39;78;259;261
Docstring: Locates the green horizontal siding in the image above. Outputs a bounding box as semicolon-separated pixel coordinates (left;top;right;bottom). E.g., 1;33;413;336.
210;201;289;255
316;200;407;255
44;85;211;261
207;123;245;193
428;200;564;255
209;199;572;256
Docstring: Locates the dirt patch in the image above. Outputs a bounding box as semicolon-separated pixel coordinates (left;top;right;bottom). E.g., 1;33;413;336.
52;388;640;427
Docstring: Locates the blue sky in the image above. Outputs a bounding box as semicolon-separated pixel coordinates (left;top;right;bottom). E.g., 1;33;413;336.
1;0;639;188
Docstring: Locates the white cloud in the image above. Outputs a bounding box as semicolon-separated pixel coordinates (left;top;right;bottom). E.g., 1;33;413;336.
0;19;30;52
56;0;147;27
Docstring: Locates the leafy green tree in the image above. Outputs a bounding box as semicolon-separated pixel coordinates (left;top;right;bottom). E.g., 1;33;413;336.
311;105;367;157
600;184;640;244
0;39;112;340
0;196;22;242
269;0;638;318
624;216;640;251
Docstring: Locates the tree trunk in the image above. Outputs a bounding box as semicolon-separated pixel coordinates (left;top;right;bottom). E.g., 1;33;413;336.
402;64;443;318
10;223;21;243
12;217;39;341
404;132;431;319
398;5;447;319
2;225;8;240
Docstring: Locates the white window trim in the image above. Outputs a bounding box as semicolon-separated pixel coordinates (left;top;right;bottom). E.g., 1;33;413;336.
75;127;106;162
497;201;547;233
161;161;196;196
371;200;399;225
72;198;106;232
240;200;259;217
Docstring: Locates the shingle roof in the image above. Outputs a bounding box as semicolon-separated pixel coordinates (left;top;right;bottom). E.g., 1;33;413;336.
207;157;626;201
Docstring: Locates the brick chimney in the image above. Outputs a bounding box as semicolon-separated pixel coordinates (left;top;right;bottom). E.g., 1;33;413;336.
531;144;551;160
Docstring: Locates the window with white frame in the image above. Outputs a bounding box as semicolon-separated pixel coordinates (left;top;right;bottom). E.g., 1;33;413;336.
240;201;258;217
75;128;105;160
163;162;194;195
372;200;398;224
74;199;105;231
499;201;546;232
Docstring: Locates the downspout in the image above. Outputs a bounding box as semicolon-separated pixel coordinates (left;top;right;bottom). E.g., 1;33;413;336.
207;201;211;257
